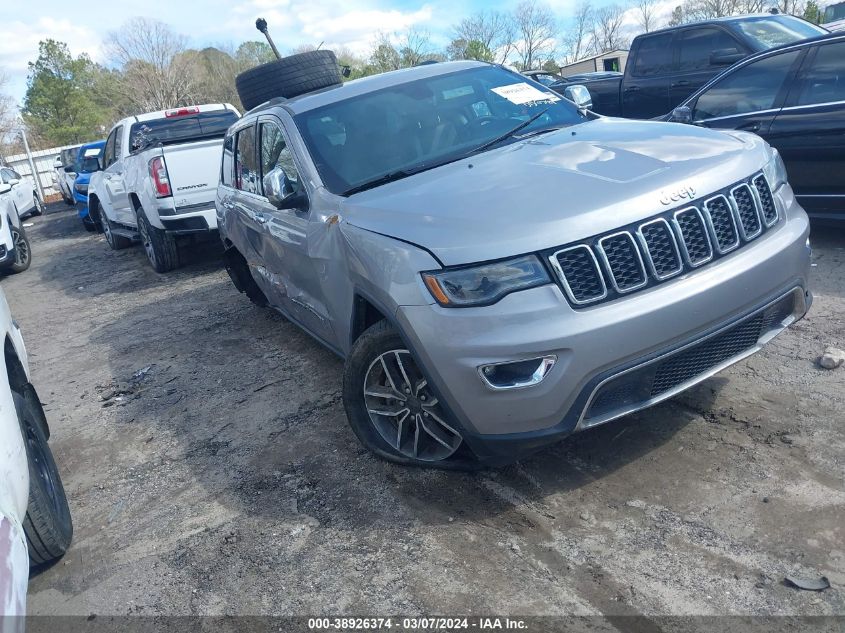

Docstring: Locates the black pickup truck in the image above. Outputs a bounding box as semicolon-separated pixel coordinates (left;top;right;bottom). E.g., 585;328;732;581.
572;14;826;119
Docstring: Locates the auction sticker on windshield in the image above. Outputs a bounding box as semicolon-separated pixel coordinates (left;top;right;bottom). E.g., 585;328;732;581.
492;83;560;105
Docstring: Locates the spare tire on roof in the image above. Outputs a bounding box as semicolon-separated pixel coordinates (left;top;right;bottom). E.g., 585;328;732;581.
236;50;343;111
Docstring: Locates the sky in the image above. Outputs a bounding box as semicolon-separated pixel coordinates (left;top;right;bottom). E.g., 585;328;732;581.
0;0;638;109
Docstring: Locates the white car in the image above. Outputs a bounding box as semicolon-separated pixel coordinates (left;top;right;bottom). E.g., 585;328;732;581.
0;167;43;220
88;103;240;272
52;147;79;205
0;195;31;275
0;287;73;617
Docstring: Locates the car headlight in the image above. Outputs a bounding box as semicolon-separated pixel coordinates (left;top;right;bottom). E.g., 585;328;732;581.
422;254;551;307
763;147;788;190
75;183;88;194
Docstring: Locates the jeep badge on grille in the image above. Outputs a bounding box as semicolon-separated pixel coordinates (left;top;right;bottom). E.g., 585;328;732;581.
659;185;696;206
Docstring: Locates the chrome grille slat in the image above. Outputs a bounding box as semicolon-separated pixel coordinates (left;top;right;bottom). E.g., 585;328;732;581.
673;207;713;267
547;173;779;309
752;175;778;226
703;194;740;254
636;219;682;280
731;183;762;239
550;245;607;305
597;232;647;293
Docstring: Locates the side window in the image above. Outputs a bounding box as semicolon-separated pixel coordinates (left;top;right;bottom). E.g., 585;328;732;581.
9;170;21;180
113;125;124;162
693;50;800;120
633;33;674;77
221;134;235;187
796;42;845;107
0;169;12;183
259;121;300;197
103;129;117;168
678;28;740;71
235;125;260;195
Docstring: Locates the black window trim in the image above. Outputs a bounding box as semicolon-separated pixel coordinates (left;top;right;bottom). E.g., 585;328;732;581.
673;24;747;73
688;45;808;122
256;113;311;209
631;31;678;78
232;121;262;199
783;40;845;109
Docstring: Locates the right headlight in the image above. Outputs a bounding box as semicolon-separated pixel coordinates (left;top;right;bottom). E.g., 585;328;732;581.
763;147;788;190
422;254;551;307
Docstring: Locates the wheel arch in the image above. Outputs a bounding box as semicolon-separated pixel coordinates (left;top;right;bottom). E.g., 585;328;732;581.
350;293;388;347
87;194;102;223
4;335;49;440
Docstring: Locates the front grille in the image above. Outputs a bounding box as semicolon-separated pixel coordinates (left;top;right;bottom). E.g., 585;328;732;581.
639;219;681;279
704;196;739;253
552;246;606;304
547;172;778;308
583;290;797;424
732;184;761;238
599;233;646;292
675;208;712;266
753;175;778;226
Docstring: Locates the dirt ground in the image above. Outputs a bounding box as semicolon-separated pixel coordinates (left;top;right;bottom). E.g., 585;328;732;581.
4;202;844;623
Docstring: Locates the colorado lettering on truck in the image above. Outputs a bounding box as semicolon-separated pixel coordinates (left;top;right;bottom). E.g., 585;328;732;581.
87;104;240;272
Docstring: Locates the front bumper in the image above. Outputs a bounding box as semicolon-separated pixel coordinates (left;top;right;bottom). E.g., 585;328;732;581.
396;190;812;463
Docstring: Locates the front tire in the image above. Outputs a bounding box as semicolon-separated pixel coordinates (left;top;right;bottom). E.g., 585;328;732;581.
99;203;131;250
342;320;473;468
13;391;73;565
137;208;179;272
10;226;31;273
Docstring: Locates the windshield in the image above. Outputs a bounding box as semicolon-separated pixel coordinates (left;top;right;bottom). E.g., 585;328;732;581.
129;110;239;153
735;15;827;50
294;65;586;196
74;146;104;173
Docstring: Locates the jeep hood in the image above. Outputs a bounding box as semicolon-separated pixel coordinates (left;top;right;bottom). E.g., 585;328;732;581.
341;118;771;266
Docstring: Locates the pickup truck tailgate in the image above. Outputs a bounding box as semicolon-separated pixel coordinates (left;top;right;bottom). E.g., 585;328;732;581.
161;138;224;211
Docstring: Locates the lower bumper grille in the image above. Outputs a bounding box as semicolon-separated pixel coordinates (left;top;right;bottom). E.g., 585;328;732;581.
583;290;800;427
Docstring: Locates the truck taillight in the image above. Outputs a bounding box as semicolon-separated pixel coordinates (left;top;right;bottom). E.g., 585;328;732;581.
148;156;172;198
164;106;200;118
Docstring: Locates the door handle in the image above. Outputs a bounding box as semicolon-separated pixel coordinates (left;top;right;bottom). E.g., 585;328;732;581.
623;86;640;92
254;212;268;224
672;80;691;88
739;122;761;132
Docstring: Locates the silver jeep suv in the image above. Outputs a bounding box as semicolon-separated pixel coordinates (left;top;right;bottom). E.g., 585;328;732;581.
217;61;811;467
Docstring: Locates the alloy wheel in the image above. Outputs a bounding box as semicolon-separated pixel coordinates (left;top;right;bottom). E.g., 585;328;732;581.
12;228;29;268
138;217;156;266
363;349;462;462
33;195;44;215
102;217;114;246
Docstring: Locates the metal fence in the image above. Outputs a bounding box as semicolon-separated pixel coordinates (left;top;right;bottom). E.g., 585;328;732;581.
3;144;81;196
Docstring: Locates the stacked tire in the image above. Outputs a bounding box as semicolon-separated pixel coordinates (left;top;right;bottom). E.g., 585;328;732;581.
236;50;343;112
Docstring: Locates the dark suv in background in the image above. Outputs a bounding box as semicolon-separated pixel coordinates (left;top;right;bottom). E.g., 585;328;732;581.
665;32;845;222
578;14;827;119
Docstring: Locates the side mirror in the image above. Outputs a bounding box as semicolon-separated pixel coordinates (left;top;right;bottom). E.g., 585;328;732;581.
563;84;593;111
8;178;19;185
263;167;307;210
0;183;11;194
710;49;745;66
670;106;693;124
63;165;76;173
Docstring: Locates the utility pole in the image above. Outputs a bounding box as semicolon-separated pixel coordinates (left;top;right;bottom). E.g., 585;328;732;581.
19;125;45;203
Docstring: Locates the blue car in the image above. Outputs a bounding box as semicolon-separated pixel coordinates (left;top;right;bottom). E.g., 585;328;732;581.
73;140;105;231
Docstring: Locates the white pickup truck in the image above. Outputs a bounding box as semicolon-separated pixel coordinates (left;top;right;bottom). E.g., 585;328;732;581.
88;104;240;272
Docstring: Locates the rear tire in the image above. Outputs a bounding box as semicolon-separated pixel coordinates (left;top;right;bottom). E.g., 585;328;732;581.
13;391;73;565
10;226;31;274
235;50;342;111
31;194;44;216
137;208;179;272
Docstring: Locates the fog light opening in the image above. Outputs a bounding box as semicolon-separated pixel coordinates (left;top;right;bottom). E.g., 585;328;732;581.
478;355;556;390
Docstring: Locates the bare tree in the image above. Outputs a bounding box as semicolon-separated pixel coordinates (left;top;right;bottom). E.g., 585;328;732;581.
513;0;558;70
681;0;739;20
592;5;628;53
398;27;436;67
0;73;18;152
774;0;807;14
454;11;516;64
106;17;196;111
562;1;594;63
635;0;660;32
